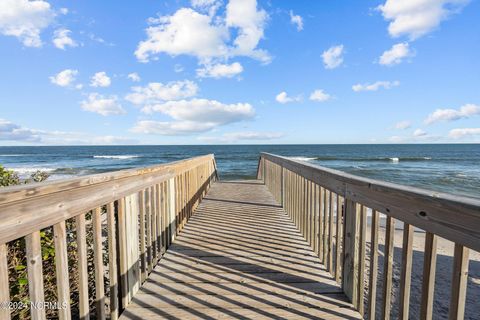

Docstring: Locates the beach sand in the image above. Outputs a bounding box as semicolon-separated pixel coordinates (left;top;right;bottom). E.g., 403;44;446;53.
362;224;480;319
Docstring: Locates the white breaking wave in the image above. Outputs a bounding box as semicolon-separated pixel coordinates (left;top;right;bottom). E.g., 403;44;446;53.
93;155;139;159
8;167;56;175
288;156;317;162
389;157;400;163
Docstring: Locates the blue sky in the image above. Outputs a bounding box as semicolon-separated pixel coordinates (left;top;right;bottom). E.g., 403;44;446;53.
0;0;479;145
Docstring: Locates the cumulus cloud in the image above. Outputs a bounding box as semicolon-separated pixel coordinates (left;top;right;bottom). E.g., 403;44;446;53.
309;89;331;102
127;72;141;82
394;120;411;129
289;11;303;31
80;93;125;116
0;0;55;47
191;0;222;16
352;80;400;92
135;0;270;65
49;69;78;87
275;91;300;104
379;42;413;66
413;128;427;137
0;118;40;142
92;135;139;145
197;62;243;78
125;80;198;105
90;72;111;87
377;0;470;40
425;104;480;124
322;45;344;69
132;98;255;135
52;28;77;50
449;128;480;139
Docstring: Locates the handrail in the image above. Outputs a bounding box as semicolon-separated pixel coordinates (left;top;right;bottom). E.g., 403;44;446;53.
258;152;479;320
0;154;217;320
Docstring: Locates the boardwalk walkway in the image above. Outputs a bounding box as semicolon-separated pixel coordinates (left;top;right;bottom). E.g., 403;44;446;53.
120;180;362;319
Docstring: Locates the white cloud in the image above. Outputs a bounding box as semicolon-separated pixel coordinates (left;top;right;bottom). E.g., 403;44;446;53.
309;89;331;102
425;104;480;124
92;135;138;145
142;98;254;123
90;72;111;87
135;0;270;64
377;0;470;40
199;131;283;143
413;128;427;137
379;42;413;66
59;7;68;15
125;80;198;105
394;120;411;129
275;91;300;104
0;0;55;47
127;72;141;82
49;69;78;87
174;64;184;73
0;118;40;142
52;28;77;50
197;62;243;78
132;98;255;135
449;128;480;139
80;93;125;116
225;0;270;63
191;0;222;16
289;11;303;31
352;80;400;92
322;45;344;69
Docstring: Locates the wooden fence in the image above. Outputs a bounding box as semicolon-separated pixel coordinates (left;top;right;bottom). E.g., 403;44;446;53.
257;152;480;320
0;154;217;320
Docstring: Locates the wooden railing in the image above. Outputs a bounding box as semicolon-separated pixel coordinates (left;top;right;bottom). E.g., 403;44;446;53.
0;154;217;320
257;152;480;320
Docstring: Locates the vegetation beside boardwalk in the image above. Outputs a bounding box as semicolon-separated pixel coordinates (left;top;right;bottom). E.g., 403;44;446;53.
1;166;97;320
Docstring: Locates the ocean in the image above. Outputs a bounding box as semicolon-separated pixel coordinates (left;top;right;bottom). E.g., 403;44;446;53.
0;144;478;199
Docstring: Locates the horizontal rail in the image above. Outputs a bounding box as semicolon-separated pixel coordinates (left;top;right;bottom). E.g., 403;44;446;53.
258;152;479;320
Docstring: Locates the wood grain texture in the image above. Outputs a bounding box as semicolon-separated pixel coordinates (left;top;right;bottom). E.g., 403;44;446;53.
449;244;469;320
93;208;106;320
119;181;362;320
399;223;414;320
367;210;379;320
25;231;46;320
75;214;89;320
107;202;119;320
53;221;71;320
381;216;395;320
0;244;11;320
420;232;437;320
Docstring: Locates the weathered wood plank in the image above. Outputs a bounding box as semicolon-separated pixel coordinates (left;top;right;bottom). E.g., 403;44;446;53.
381;216;395;320
0;244;11;320
367;210;379;320
420;232;437;320
53;221;71;320
342;199;359;308
92;208;106;320
399;223;414;320
75;213;89;320
107;202;119;320
449;244;469;320
25;231;46;320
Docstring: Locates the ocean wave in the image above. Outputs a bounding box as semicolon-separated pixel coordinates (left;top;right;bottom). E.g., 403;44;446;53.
314;156;432;162
93;155;139;159
8;167;56;174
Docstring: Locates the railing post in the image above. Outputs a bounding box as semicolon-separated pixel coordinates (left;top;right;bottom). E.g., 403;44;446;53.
168;177;176;243
342;198;360;309
281;166;285;207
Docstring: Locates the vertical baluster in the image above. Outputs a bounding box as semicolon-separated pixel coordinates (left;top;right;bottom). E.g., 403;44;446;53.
75;214;89;320
323;189;329;264
0;244;10;320
319;187;324;259
26;231;46;320
107;202;119;320
146;188;152;272
368;210;379;320
93;208;106;320
399;223;414;320
151;186;158;264
381;216;395;320
342;199;360;309
118;198;128;309
53;221;71;320
335;195;343;283
420;232;438;320
358;205;367;316
138;190;147;282
449;244;469;320
328;191;334;273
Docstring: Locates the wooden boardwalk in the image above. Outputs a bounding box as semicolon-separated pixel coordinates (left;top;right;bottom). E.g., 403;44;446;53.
120;180;362;320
